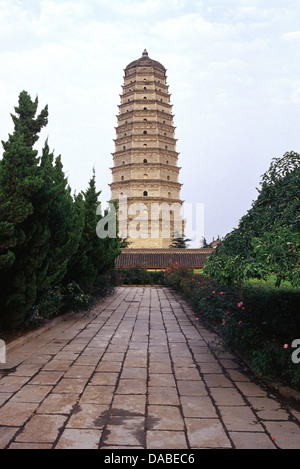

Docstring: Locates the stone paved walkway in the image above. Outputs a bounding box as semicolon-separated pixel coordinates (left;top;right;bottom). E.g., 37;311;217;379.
0;286;299;449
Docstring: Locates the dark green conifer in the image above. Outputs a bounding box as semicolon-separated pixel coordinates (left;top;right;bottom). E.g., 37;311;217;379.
68;169;120;289
0;91;48;328
38;141;83;292
68;169;102;288
169;232;191;249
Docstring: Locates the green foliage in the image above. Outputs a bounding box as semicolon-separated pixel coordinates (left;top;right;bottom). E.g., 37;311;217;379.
61;281;90;312
33;286;63;321
169;232;191;248
97;200;121;276
10;91;48;148
66;169;101;287
84;271;119;300
119;237;131;248
204;151;300;286
0;91;49;329
67;169;121;289
163;265;300;390
116;266;164;285
0;91;121;331
39;142;82;290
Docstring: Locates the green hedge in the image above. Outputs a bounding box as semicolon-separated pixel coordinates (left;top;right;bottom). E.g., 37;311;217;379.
163;265;300;390
115;267;164;285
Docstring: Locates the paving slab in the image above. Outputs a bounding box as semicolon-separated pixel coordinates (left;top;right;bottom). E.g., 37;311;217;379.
0;286;299;449
146;430;188;449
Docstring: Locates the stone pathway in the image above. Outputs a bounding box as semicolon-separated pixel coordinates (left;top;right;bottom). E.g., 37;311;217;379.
0;286;299;449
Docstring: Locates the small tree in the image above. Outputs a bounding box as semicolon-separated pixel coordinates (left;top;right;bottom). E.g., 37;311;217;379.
169;232;191;249
200;237;209;248
204;151;300;286
119;237;131;248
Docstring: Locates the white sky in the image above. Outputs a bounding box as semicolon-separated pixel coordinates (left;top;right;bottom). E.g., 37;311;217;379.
0;0;299;246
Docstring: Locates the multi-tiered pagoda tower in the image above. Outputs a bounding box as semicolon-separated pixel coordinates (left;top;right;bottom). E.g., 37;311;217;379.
110;49;184;248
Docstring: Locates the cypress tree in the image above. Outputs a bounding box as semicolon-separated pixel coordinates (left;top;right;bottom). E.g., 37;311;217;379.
39;141;82;291
67;169;102;288
0;91;48;329
98;200;121;275
0;91;121;329
68;169;120;289
169;232;191;248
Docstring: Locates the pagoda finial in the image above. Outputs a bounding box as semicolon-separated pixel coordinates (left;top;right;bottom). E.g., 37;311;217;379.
142;49;148;57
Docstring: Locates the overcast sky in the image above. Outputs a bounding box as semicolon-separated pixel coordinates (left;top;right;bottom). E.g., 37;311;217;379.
0;0;299;246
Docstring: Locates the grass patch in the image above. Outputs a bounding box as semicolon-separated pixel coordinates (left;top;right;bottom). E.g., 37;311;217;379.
245;274;294;288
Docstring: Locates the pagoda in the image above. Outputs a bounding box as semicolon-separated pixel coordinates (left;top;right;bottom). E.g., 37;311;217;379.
110;49;184;248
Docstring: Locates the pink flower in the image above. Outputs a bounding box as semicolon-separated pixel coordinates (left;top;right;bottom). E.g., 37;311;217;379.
212;291;216;294
237;301;243;307
225;311;230;316
238;321;243;325
284;344;289;349
220;291;224;295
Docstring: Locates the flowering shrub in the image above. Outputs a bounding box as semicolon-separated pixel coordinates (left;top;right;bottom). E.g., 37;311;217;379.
85;271;119;299
61;281;91;312
163;265;300;390
33;286;63;322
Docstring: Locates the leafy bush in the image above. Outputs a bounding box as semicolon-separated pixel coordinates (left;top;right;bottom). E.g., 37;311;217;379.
35;286;63;320
61;282;90;312
204;152;300;287
83;271;119;301
22;272;120;329
163;265;300;390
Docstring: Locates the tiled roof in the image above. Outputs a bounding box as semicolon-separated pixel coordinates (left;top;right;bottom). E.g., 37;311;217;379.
115;248;214;269
125;49;166;72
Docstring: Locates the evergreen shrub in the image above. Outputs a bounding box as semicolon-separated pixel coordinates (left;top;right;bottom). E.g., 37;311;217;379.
0;91;121;332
